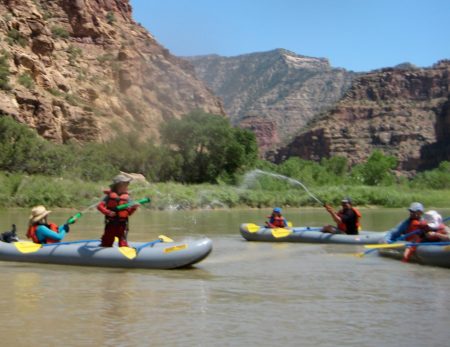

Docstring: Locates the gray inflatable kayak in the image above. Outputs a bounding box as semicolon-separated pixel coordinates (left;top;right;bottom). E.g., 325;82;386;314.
240;223;386;244
378;243;450;268
0;238;212;269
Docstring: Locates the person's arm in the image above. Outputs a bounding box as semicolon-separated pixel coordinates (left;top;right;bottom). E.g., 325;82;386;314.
385;219;408;243
97;199;115;217
325;204;342;225
36;225;67;242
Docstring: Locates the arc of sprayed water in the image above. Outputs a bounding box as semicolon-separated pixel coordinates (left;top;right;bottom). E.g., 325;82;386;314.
250;169;324;206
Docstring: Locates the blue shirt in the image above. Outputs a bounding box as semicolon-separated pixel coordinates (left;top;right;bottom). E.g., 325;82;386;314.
35;224;67;243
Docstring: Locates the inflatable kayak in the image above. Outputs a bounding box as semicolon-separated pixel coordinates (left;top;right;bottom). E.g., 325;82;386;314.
240;223;386;244
0;237;212;269
378;243;450;268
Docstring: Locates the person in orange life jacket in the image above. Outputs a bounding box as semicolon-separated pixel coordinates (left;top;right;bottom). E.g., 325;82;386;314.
97;174;138;247
322;197;361;235
384;202;425;262
421;210;450;242
265;207;288;228
27;205;70;244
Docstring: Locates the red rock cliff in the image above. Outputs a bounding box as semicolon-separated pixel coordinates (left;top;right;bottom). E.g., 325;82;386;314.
275;61;450;171
0;0;224;143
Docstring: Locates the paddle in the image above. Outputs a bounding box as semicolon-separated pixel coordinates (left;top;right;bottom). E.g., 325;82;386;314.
118;234;174;260
14;239;99;254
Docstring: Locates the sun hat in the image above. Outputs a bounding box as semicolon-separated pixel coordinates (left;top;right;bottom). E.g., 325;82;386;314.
423;210;442;230
408;202;424;212
110;174;132;187
29;205;52;223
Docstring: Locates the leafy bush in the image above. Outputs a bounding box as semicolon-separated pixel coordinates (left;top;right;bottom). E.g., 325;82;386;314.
350;150;397;186
411;161;450;189
17;72;34;89
6;28;27;47
51;26;70;38
0;54;11;90
160;110;258;183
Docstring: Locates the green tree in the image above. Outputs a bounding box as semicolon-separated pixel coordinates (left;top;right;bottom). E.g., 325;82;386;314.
160;110;258;183
351;150;397;186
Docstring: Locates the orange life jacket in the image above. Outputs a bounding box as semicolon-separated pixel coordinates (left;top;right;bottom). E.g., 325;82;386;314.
267;215;287;228
103;190;131;221
337;207;362;232
26;223;59;244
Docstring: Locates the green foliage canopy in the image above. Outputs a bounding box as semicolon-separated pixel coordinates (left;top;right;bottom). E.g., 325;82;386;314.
161;111;258;183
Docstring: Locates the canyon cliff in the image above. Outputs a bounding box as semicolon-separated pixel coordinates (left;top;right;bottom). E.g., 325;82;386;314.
274;61;450;171
0;0;224;143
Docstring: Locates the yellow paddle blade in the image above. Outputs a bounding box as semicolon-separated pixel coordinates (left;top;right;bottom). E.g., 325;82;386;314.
272;228;292;238
246;223;261;233
119;246;137;259
14;241;42;254
364;243;405;250
158;235;174;243
287;221;293;228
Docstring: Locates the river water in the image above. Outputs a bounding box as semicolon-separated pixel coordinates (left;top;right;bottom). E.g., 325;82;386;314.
0;207;449;347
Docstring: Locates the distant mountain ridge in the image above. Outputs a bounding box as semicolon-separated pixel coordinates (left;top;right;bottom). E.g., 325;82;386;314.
186;49;355;154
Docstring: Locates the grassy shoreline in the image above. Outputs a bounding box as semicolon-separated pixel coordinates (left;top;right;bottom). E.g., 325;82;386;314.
1;173;449;210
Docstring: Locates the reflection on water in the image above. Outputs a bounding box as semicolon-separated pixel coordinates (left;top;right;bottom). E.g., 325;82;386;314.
0;208;449;346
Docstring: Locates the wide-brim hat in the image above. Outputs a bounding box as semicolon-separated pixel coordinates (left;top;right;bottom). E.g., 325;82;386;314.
29;205;52;223
110;174;132;188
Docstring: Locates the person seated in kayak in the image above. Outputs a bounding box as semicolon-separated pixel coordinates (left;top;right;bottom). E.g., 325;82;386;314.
265;207;288;228
384;202;424;244
322;197;361;235
97;174;138;247
421;210;450;242
384;202;425;262
27;205;70;244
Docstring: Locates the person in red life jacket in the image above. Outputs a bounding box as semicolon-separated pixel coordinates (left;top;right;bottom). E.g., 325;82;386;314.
421;210;450;242
322;197;361;235
384;202;425;262
97;174;138;247
27;205;70;244
265;207;288;228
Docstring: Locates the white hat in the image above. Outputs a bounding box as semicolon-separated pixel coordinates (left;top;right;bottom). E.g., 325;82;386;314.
423;210;442;230
29;205;52;224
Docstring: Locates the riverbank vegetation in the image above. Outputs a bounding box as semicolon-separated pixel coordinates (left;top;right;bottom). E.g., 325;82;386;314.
0;113;449;209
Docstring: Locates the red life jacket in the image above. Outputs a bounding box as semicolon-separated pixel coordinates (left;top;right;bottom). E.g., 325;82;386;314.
425;224;449;242
404;219;423;241
267;215;286;228
102;190;131;221
26;223;59;244
337;207;362;232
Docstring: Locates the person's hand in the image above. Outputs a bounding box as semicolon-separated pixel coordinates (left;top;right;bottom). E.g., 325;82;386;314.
324;204;333;213
63;224;70;233
108;211;116;217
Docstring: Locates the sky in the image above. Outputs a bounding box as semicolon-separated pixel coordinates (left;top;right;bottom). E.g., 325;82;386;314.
130;0;450;72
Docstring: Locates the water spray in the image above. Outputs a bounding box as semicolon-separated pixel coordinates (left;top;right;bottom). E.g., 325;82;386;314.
243;169;324;206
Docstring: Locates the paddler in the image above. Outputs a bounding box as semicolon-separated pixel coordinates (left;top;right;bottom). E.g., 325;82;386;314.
27;205;71;244
97;174;139;247
322;197;361;235
265;207;288;228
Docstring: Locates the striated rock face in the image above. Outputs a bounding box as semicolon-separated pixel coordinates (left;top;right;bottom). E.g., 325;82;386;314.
186;49;355;154
0;0;224;143
275;61;450;171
